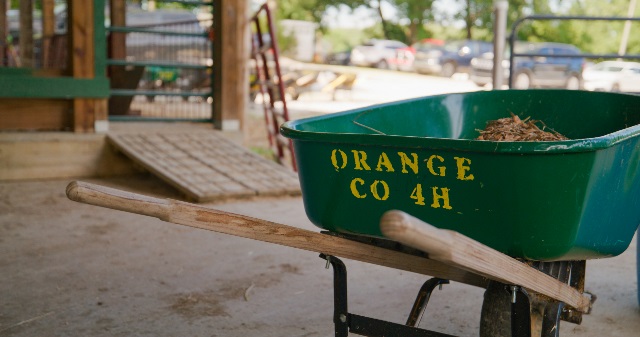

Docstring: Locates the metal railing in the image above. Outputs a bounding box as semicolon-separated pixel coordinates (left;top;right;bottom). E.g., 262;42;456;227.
107;1;214;122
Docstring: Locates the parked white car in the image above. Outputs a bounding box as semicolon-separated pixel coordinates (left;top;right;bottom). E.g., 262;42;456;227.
350;39;408;69
583;61;640;92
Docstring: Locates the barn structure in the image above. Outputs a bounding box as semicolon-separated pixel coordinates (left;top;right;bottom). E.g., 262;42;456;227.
0;0;247;132
0;0;302;200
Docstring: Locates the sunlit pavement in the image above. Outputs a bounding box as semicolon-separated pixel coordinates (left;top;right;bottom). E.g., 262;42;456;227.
269;61;483;119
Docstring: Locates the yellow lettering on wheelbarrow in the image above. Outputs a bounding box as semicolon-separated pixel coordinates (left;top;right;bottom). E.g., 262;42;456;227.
411;184;452;210
454;157;474;181
351;150;371;170
398;152;419;174
375;152;395;172
350;178;390;200
431;187;453;210
331;149;348;171
370;180;390;200
410;184;426;205
426;155;446;176
350;178;367;199
333;148;475;210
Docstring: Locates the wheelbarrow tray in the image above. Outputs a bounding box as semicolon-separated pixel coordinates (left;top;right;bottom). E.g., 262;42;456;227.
281;90;640;261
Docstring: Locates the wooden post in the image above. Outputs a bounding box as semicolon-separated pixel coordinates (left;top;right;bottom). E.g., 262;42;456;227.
108;0;126;60
69;0;95;79
213;0;248;130
42;0;55;69
69;0;107;133
19;0;34;68
0;0;6;66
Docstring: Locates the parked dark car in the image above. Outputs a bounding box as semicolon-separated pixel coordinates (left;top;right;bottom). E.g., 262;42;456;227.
413;40;493;77
470;42;585;89
325;49;352;66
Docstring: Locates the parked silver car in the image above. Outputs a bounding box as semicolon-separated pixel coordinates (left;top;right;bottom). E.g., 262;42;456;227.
583;61;640;92
350;39;408;69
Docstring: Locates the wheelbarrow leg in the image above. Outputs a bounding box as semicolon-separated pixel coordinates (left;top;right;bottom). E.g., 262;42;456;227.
406;278;449;327
541;301;564;337
322;254;349;337
511;286;532;337
320;253;456;337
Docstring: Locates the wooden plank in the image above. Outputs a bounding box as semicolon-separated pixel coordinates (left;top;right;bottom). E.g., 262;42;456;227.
73;98;108;133
211;0;223;128
214;0;248;130
0;0;6;66
68;0;100;133
108;0;127;60
42;0;55;68
69;0;95;79
380;210;592;313
66;181;488;288
0;99;73;131
0;133;136;181
19;0;34;68
107;132;299;202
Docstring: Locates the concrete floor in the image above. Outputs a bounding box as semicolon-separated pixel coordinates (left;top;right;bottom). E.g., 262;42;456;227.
1;174;638;337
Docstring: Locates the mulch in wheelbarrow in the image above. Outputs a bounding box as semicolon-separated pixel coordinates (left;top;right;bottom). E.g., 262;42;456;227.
476;114;569;141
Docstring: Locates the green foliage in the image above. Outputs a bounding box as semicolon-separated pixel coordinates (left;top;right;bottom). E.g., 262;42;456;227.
390;0;436;43
272;0;640;57
275;22;299;57
323;28;370;51
563;0;640;55
383;22;409;43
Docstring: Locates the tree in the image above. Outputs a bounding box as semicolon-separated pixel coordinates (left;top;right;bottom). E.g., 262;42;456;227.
392;0;436;43
564;0;640;55
445;0;539;41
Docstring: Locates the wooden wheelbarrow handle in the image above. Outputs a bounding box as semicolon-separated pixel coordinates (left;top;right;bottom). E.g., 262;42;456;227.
65;181;487;288
380;210;592;313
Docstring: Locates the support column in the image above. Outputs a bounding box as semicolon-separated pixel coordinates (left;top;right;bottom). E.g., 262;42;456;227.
42;0;55;69
213;0;249;130
109;0;127;60
69;0;107;133
0;0;7;66
19;0;34;68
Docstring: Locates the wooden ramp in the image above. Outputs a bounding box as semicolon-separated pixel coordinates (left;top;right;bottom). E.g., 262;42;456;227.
107;131;300;202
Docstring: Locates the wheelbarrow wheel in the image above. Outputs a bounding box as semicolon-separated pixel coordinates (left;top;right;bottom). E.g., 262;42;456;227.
479;281;511;337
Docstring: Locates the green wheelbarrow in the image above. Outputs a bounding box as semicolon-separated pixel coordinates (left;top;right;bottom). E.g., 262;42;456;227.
281;89;640;262
66;90;640;337
279;89;640;335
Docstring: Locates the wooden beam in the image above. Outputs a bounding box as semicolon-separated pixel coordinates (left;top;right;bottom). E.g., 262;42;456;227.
214;0;248;130
19;0;34;68
0;99;72;131
66;181;489;288
212;0;222;128
0;0;7;66
69;0;95;79
73;98;108;133
380;210;593;313
42;0;55;68
108;0;127;60
69;0;107;133
0;133;136;181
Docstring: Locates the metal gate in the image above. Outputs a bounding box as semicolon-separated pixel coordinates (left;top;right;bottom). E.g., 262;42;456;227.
107;1;214;122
